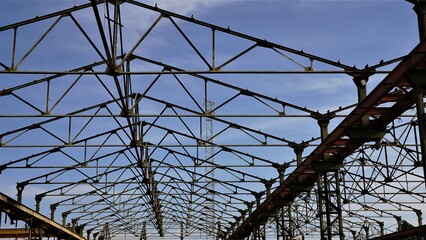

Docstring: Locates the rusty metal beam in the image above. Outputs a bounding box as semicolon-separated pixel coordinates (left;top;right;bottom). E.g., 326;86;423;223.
0;192;86;240
225;39;426;240
0;1;105;32
369;224;426;240
0;228;57;238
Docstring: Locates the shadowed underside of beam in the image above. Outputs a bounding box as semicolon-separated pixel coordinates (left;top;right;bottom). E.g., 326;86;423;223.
0;192;86;240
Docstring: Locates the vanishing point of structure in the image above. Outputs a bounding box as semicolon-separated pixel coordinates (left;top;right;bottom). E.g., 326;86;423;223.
0;0;426;239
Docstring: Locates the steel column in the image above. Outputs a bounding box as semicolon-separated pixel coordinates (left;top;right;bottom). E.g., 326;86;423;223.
35;195;42;213
252;224;266;240
62;212;69;226
416;210;423;226
314;115;343;240
413;0;426;41
50;204;57;220
353;74;370;126
406;70;426;186
275;206;293;240
16;185;24;203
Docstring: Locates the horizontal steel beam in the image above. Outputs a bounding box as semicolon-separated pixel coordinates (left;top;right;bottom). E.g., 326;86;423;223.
0;70;393;75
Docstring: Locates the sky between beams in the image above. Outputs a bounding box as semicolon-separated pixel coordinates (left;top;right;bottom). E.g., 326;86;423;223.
0;0;423;238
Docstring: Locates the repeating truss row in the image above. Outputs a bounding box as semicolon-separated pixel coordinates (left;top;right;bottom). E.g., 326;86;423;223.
0;1;425;240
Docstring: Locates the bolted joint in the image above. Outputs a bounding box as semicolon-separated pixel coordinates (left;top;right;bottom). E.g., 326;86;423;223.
238;209;247;222
251;191;265;207
245;201;254;215
233;216;241;226
289;142;308;166
412;0;426;41
311;112;336;124
71;218;79;232
35;194;44;213
352;74;370;88
261;179;275;197
289;142;308;155
62;212;70;226
273;162;290;183
50;204;58;220
311;112;335;140
16;183;26;203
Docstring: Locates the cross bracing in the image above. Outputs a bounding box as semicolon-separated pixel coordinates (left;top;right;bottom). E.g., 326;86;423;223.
0;1;425;240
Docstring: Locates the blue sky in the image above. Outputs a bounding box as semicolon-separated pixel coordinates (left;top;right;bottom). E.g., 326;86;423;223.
0;0;424;239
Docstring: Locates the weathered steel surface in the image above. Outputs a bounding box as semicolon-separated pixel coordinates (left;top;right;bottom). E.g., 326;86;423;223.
226;38;426;240
0;193;86;240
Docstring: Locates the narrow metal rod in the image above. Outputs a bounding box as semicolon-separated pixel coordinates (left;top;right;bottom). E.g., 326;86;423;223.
414;88;426;187
212;29;215;69
117;15;162;67
0;70;392;75
11;27;17;68
15;16;63;69
0;114;418;118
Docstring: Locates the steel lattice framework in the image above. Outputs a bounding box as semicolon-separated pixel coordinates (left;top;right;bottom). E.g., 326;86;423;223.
0;1;425;240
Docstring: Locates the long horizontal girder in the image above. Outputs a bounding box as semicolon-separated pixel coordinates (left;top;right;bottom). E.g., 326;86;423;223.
226;35;426;240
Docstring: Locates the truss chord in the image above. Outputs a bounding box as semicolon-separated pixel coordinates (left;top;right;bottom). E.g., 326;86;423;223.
1;1;425;240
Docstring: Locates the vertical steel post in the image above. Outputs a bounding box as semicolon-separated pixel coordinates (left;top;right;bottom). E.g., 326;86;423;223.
406;71;426;187
395;216;402;232
416;210;423;226
289;142;307;166
140;222;147;240
364;224;369;239
71;218;78;232
317;175;326;240
253;192;263;208
313;114;343;240
414;85;426;187
262;179;274;197
35;195;42;213
251;194;263;239
16;184;24;203
217;221;222;240
254;224;266;240
275;206;293;240
352;75;370;126
87;229;92;240
62;212;69;226
413;0;426;41
274;163;289;184
275;208;281;240
350;230;356;240
50;204;57;220
410;0;426;189
378;222;384;236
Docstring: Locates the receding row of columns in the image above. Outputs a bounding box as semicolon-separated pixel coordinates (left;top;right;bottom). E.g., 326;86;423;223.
13;67;426;240
220;61;425;239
